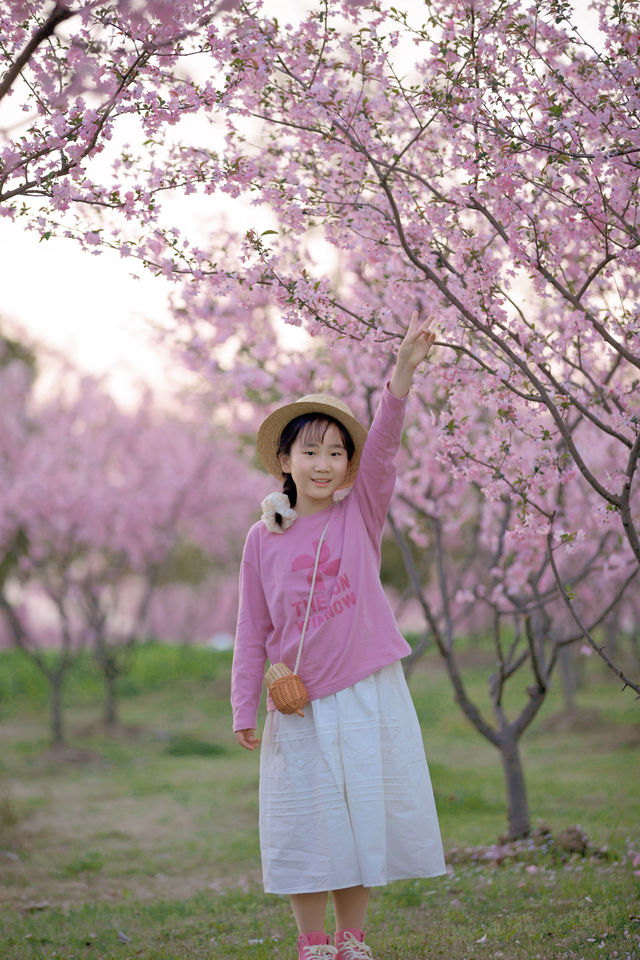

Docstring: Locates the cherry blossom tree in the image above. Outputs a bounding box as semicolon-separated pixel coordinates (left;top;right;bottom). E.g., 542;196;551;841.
0;361;108;744
0;351;265;742
78;395;266;726
388;392;637;838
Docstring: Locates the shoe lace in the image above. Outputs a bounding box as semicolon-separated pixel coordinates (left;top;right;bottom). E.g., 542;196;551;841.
303;946;337;959
338;933;373;960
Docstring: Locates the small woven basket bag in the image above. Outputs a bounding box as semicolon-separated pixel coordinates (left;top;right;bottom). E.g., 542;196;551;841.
264;516;331;717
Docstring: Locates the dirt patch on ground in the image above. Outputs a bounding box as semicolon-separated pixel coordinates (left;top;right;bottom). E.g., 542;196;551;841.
540;706;603;733
541;707;640;749
2;865;263;911
31;744;105;766
73;720;151;741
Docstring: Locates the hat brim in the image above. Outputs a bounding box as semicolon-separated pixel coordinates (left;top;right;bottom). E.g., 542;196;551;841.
256;399;368;484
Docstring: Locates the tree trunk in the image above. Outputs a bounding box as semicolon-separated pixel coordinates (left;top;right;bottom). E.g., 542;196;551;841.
498;728;530;839
102;653;119;727
50;672;65;747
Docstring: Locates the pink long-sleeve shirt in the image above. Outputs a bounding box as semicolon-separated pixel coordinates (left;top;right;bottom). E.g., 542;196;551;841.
231;383;412;732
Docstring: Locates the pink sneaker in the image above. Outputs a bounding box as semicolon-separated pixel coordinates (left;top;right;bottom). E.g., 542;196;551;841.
335;929;375;960
298;932;338;960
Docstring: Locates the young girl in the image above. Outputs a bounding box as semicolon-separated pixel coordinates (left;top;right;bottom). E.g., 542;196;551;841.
231;312;446;960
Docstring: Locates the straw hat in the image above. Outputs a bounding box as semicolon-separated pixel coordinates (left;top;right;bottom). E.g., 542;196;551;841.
256;394;369;484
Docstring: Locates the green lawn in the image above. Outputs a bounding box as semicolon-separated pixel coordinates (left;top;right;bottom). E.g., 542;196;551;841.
0;643;638;959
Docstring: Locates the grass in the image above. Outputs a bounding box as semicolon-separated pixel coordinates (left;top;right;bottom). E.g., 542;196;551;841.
0;642;638;959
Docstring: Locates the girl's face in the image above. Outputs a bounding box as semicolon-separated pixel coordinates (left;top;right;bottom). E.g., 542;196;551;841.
279;422;350;516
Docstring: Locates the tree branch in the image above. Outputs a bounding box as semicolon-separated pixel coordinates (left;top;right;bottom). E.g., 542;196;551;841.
546;526;640;696
0;3;74;104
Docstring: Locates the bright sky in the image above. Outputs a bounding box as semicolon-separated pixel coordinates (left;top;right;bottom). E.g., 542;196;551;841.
0;2;602;404
0;220;178;403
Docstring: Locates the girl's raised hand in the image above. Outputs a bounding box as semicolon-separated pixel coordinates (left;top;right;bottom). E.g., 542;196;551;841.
389;311;438;399
396;311;437;369
236;729;261;751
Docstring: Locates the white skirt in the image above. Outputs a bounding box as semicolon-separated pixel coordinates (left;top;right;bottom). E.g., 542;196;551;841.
259;660;446;894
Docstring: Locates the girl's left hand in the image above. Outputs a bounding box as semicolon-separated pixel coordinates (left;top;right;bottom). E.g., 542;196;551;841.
235;729;261;751
396;311;437;370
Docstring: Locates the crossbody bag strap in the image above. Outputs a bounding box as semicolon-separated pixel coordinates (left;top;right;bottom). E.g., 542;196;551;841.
293;515;331;676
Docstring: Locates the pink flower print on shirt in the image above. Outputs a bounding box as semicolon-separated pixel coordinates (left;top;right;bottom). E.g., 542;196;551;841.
292;539;341;584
